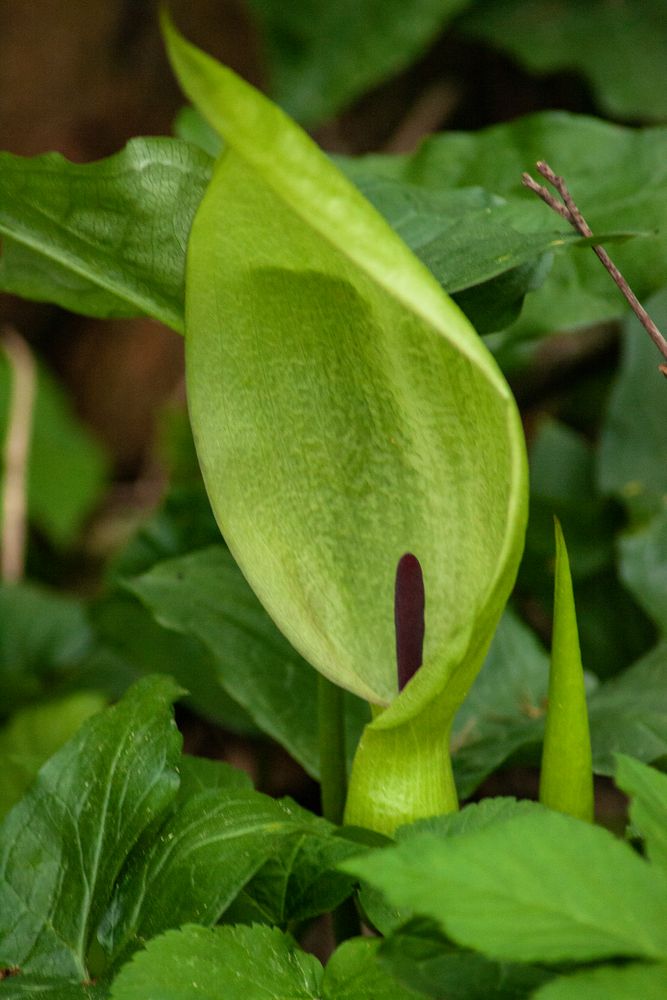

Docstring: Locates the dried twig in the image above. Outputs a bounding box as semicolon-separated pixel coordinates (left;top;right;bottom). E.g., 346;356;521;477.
1;327;36;582
522;160;667;375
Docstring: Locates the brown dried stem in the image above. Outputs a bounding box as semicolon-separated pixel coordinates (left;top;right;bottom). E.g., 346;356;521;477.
522;160;667;374
1;327;36;582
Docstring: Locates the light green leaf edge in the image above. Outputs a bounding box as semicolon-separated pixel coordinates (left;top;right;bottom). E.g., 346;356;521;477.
539;518;594;822
163;15;528;832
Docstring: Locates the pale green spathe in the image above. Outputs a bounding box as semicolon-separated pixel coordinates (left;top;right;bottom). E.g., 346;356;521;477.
163;15;528;828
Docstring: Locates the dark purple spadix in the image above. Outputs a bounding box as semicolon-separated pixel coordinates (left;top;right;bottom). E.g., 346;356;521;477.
394;552;425;692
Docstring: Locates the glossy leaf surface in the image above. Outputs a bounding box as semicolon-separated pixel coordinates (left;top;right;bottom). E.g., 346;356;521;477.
0;676;182;978
0;139;211;333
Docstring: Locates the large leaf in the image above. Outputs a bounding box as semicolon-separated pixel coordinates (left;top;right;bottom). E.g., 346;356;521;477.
0;676;182;978
459;0;667;123
109;926;421;1000
126;545;369;777
343;808;667;963
0;355;107;547
247;0;472;125
98;791;335;970
0;139;211;333
346;114;667;344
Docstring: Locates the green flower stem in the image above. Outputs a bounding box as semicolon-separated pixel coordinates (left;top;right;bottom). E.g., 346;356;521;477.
317;674;347;825
344;702;458;834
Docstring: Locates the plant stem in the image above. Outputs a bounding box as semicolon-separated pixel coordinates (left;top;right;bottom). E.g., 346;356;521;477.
522;160;667;374
317;674;347;825
1;327;36;583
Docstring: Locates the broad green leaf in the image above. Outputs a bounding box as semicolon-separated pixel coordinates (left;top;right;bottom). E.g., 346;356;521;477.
539;520;593;821
164;14;527;831
109;925;420;1000
346;114;667;343
459;0;667;122
533;961;667;1000
0;139;211;333
358;798;546;937
378;918;551;999
451;610;547;797
0;979;107;999
0;355;107;547
0;583;93;710
615;754;667;873
109;924;322;1000
125;545;369;776
588;640;667;773
98;791;331;969
342;809;667;962
0;676;182;978
0;691;106;817
598;289;667;519
247;0;472;125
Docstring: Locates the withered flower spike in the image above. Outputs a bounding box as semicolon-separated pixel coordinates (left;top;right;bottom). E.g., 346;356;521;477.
395;552;425;692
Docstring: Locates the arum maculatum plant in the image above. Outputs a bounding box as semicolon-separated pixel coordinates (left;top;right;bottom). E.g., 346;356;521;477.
162;15;531;835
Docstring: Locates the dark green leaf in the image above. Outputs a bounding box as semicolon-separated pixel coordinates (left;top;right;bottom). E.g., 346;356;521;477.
346;114;667;342
459;0;667;122
615;754;667;873
0;676;182;978
247;0;472;124
126;545;369;777
0;138;211;333
98;791;329;969
225;804;362;926
342;809;667;962
619;506;667;632
352;175;637;335
109;924;322;1000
